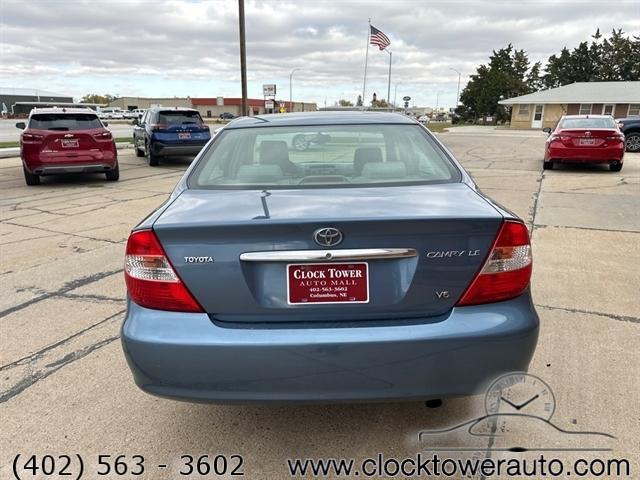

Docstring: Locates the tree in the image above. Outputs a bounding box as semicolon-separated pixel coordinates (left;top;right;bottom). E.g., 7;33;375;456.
338;99;354;107
371;98;388;108
356;95;363;107
526;62;544;92
81;94;119;104
459;44;533;122
543;29;640;87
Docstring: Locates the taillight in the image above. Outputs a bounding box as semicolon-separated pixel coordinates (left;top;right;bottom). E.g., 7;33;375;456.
93;131;112;140
124;229;203;312
22;132;44;142
456;220;532;306
150;124;168;132
605;135;624;141
549;134;569;142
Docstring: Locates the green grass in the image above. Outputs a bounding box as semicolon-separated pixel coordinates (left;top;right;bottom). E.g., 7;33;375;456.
0;137;133;149
425;123;454;133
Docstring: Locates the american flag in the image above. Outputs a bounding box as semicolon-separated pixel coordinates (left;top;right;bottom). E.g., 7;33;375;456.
369;25;390;51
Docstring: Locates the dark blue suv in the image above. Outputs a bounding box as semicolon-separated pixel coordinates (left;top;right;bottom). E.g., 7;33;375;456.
133;107;211;166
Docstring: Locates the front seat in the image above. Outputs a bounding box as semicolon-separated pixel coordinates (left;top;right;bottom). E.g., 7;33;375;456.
259;140;298;174
353;147;383;175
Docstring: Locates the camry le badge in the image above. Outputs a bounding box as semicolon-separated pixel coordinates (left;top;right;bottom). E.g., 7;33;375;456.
314;227;343;247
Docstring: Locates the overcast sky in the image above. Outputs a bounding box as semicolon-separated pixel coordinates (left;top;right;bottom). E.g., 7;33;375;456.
1;0;639;108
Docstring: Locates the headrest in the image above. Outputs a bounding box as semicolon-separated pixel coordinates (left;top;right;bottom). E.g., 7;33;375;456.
259;140;289;164
353;147;383;175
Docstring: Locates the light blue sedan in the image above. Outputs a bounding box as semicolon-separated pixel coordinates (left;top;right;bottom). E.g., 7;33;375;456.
121;112;538;403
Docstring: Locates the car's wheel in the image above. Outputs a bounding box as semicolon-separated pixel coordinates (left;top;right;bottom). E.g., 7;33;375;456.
105;163;120;181
23;166;40;186
543;160;554;170
625;133;640;152
292;134;310;151
609;161;623;172
146;142;159;166
135;139;145;157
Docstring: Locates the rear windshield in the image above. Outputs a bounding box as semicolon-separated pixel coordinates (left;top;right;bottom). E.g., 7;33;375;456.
158;110;203;125
29;113;102;131
189;124;460;189
559;117;616;129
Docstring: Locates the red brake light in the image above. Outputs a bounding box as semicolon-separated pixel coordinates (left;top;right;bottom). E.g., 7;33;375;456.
456;220;532;306
125;230;203;312
93;131;112;140
22;132;44;142
150;124;168;132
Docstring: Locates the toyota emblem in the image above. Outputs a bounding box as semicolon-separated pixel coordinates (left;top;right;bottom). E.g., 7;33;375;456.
313;227;343;247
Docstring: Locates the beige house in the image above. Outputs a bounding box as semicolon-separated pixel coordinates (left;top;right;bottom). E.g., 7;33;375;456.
499;81;640;129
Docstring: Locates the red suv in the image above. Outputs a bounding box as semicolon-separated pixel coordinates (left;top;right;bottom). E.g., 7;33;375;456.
16;108;119;185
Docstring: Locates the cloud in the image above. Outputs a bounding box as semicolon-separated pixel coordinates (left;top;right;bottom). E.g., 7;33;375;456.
1;0;639;107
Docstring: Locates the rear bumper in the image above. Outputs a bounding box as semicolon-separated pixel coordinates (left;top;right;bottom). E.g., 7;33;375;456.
545;144;624;163
121;293;539;403
151;141;208;157
27;163;116;175
23;150;117;174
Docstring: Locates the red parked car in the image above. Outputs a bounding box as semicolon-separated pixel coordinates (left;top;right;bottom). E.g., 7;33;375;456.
543;115;625;172
16;108;119;185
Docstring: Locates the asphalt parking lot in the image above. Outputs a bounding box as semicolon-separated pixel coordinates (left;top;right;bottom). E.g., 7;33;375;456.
1;129;638;479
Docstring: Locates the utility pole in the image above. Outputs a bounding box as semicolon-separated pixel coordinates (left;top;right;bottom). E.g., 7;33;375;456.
238;0;248;116
289;68;300;112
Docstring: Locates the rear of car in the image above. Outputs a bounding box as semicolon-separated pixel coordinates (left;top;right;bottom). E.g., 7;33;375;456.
544;115;625;171
121;113;538;403
145;108;211;165
18;108;118;185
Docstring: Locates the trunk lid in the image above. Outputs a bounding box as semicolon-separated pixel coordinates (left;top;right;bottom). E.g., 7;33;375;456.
34;128;109;161
153;184;503;323
558;128;618;148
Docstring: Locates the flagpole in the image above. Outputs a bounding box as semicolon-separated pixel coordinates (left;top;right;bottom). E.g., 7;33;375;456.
361;19;371;110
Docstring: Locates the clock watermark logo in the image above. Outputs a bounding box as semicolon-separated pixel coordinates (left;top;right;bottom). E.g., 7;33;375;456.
418;372;614;451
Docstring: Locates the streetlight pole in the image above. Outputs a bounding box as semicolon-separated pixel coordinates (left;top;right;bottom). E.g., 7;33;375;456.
238;0;247;116
450;67;461;110
385;50;392;109
289;68;300;112
393;82;401;109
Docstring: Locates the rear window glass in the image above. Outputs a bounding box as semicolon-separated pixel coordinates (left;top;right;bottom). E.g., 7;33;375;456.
559;117;616;129
29;113;103;131
158;110;203;125
189;124;459;189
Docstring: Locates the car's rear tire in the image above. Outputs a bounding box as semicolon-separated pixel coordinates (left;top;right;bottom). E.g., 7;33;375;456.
147;142;159;166
625;133;640;152
23;166;40;186
543;160;554;170
105;163;120;181
609;161;623;172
